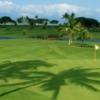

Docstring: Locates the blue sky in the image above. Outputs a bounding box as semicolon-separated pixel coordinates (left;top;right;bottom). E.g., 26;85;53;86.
0;0;100;22
6;0;100;8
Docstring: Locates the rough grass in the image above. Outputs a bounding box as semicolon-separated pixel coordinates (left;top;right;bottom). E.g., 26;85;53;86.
0;40;100;100
0;26;100;40
0;26;62;38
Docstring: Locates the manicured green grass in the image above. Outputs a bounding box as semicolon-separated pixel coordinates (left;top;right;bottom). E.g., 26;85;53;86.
0;40;100;100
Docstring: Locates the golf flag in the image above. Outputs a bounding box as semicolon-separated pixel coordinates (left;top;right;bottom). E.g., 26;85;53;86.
94;44;99;62
95;44;99;50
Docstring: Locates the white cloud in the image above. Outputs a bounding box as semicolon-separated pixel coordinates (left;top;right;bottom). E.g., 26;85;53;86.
0;1;14;13
15;3;90;17
0;1;100;21
96;9;100;16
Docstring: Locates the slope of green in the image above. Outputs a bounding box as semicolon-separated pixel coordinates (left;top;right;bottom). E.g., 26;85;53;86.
0;40;100;100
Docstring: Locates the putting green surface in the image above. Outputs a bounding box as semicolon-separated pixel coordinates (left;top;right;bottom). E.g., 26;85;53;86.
0;40;100;100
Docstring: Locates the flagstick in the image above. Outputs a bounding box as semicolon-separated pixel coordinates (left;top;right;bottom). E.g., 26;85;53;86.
94;48;96;62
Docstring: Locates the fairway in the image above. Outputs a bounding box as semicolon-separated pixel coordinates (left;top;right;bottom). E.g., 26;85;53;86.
0;39;100;100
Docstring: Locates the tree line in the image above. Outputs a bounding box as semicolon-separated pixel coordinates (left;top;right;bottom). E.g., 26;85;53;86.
0;15;99;28
0;16;59;28
0;14;100;46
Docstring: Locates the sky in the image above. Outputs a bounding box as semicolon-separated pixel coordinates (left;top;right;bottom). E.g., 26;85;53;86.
0;0;100;22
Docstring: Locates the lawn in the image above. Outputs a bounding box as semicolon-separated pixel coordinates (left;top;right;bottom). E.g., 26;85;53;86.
0;39;100;100
0;26;100;40
0;26;62;39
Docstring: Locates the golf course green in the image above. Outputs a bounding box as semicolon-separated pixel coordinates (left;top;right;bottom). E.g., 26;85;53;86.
0;39;100;100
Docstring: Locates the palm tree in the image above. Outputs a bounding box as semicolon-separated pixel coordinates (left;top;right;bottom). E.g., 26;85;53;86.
62;13;78;45
77;26;91;47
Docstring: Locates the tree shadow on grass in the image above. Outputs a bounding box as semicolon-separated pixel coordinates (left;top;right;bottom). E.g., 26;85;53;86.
0;61;100;100
40;67;100;99
0;60;54;82
0;60;56;99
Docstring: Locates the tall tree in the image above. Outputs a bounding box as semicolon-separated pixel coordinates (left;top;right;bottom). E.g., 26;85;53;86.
62;13;78;45
50;20;59;26
0;16;13;25
76;25;91;47
76;17;100;28
35;18;48;26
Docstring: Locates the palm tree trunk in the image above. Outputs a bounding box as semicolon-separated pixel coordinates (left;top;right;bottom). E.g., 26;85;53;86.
70;37;73;44
68;34;72;45
68;38;71;45
81;39;84;47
